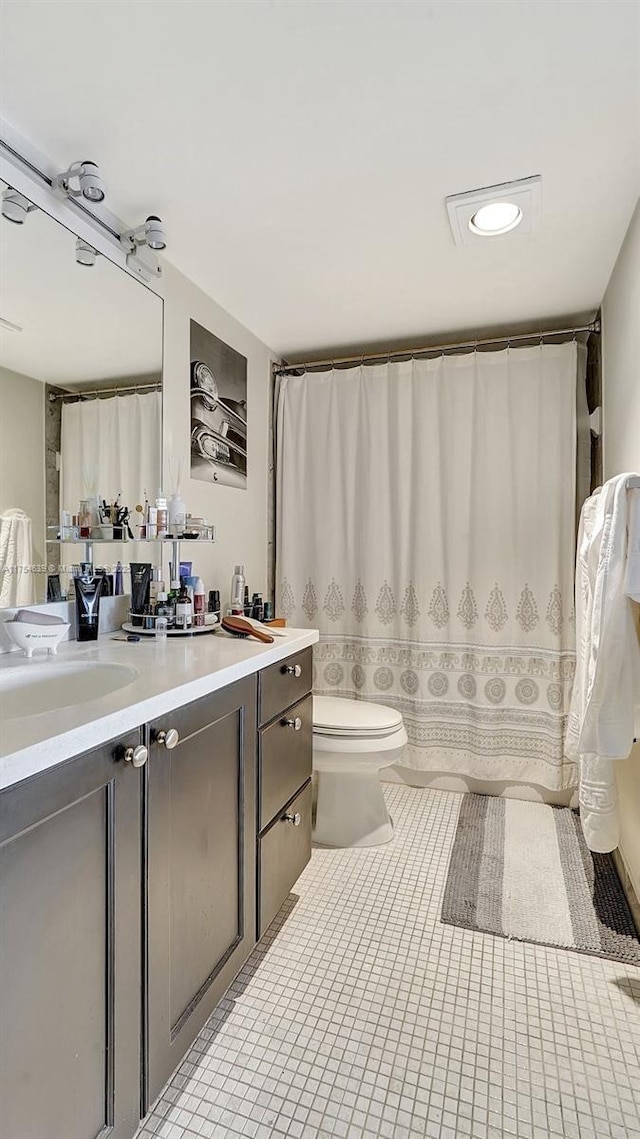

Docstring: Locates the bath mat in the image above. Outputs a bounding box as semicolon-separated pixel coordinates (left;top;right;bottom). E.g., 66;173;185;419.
441;794;640;964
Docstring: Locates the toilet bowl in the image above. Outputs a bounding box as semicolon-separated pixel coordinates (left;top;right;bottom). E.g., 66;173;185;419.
312;695;407;848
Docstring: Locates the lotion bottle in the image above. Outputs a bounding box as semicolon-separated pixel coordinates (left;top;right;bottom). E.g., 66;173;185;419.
193;578;206;627
230;565;245;614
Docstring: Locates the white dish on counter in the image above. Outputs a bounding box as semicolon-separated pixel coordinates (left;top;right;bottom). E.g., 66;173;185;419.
3;619;70;657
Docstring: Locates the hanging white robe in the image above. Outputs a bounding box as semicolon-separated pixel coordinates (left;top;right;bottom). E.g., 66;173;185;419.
0;509;35;607
566;474;640;853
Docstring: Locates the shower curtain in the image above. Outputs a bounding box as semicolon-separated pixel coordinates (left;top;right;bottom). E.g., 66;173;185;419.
276;342;586;791
60;391;162;523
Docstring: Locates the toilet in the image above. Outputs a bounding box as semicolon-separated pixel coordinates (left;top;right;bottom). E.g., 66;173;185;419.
312;695;408;848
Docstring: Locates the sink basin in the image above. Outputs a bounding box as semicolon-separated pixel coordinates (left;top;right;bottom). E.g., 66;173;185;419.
0;661;138;720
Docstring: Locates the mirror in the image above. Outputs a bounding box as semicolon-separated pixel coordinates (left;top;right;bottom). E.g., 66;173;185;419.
0;179;163;604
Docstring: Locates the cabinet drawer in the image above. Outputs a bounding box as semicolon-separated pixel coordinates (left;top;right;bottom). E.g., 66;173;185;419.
259;648;312;725
259;693;312;830
258;781;312;936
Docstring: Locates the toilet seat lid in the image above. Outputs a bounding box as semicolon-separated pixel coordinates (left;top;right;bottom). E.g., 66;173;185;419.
313;696;403;738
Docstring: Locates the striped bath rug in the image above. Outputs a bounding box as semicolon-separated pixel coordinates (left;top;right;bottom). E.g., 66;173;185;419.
441;794;640;964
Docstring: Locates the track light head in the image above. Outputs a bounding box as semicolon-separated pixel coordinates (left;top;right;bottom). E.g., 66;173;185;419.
144;215;166;250
120;214;167;254
2;188;36;224
75;238;98;267
53;160;106;203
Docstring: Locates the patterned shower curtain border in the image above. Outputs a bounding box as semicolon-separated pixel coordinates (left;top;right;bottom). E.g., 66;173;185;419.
313;637;577;790
281;576;575;639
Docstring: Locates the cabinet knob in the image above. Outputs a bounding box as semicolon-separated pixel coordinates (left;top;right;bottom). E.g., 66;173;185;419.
123;744;148;768
283;663;302;678
284;716;303;731
156;728;179;750
283;811;302;827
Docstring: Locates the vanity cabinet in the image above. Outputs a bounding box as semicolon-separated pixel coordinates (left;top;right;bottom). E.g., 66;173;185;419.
0;643;315;1138
145;676;256;1107
0;730;143;1139
257;649;313;936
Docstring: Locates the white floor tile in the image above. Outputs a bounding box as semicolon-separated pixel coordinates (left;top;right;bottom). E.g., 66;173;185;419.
137;787;640;1139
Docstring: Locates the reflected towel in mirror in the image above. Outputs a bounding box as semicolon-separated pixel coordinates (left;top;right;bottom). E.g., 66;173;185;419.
0;509;35;608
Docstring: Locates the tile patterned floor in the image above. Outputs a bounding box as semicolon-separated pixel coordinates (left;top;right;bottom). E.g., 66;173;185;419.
136;786;640;1139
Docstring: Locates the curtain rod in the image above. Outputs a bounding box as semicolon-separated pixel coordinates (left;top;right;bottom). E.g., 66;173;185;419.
48;381;161;403
274;319;600;376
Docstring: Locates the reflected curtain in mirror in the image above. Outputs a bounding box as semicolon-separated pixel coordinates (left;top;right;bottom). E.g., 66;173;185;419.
60;392;162;532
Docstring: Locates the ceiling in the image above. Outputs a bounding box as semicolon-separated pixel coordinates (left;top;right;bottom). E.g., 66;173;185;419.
1;1;639;358
0;178;162;385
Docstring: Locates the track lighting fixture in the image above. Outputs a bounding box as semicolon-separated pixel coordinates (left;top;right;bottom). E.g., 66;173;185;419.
75;238;98;267
1;188;36;224
120;214;167;253
52;160;106;203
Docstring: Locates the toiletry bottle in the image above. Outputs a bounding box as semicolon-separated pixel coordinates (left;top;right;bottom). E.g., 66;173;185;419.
150;567;165;608
74;563;102;642
167;578;180;627
147;505;158;540
156;491;168;539
252;593;264;622
155;591;171;619
79;500;91;539
168;492;186;537
130;563;153;626
115;561;124;596
175;583;193;630
230;565;245;614
193;578;206;627
244;585;251;616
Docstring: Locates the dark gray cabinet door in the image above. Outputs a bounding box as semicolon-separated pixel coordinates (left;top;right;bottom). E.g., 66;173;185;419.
0;732;143;1139
145;676;256;1107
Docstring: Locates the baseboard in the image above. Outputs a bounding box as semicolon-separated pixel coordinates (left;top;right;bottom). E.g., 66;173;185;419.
612;848;640;936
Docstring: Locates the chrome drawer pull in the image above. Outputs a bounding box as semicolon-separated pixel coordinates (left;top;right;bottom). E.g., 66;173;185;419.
283;811;302;826
123;744;148;768
284;716;302;731
282;663;302;678
156;728;179;750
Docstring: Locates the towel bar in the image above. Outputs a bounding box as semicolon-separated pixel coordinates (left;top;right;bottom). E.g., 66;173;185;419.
627;476;640;489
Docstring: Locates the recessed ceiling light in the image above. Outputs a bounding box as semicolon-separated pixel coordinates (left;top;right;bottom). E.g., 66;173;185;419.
446;176;541;247
469;201;523;236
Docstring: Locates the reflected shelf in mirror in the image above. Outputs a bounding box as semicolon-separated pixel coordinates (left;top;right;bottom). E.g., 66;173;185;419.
45;536;217;544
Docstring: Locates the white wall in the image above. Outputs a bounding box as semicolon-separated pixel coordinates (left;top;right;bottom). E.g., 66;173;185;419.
0;364;45;568
601;196;640;900
160;261;276;606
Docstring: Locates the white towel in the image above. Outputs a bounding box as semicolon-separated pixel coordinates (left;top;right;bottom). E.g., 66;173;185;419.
0;509;35;608
625;487;640;601
566;474;640;853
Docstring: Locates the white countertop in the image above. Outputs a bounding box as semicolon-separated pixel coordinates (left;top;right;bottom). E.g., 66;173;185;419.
0;627;319;791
